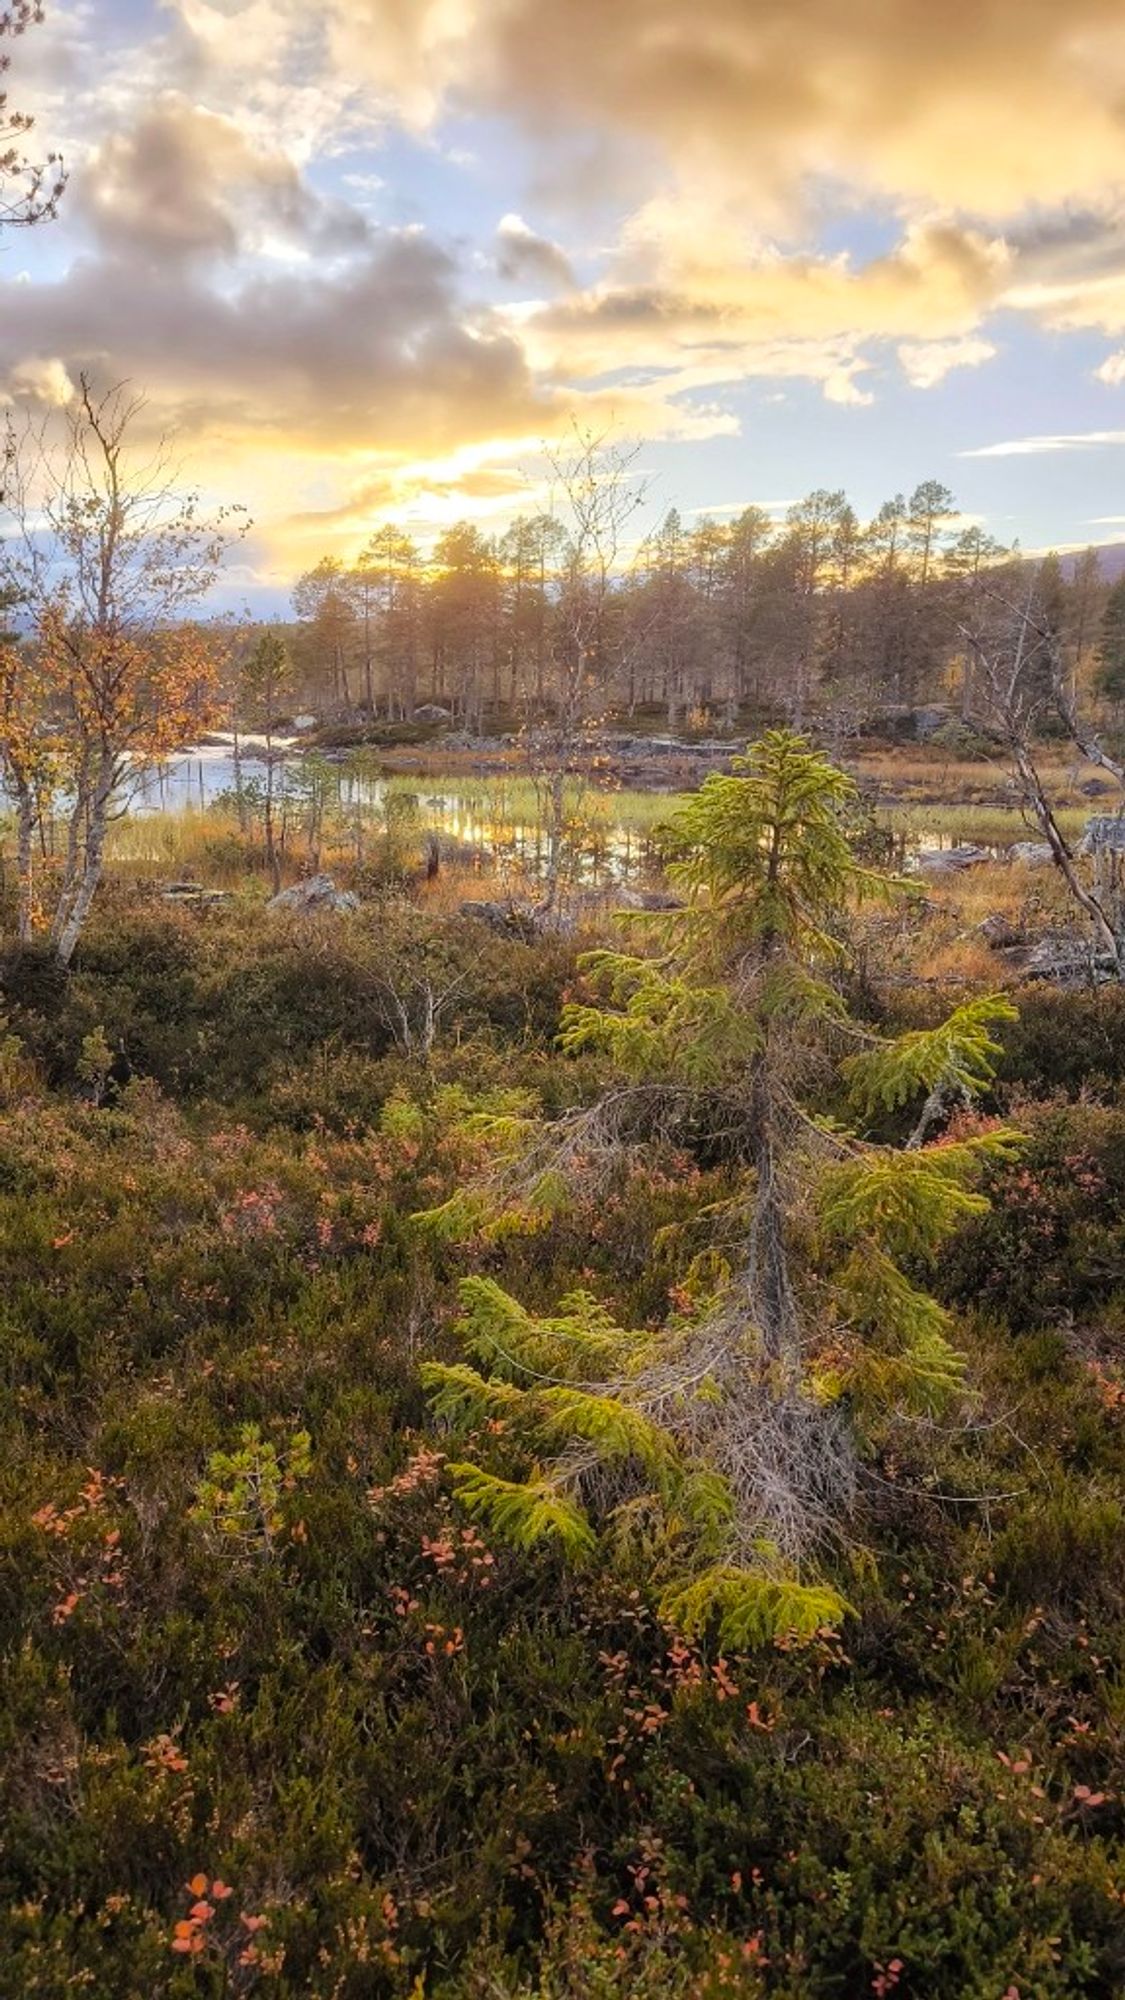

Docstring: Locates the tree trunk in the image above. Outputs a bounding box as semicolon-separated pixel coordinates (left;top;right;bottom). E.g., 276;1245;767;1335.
50;754;93;955
264;740;282;895
232;725;248;835
1011;736;1122;975
746;1060;801;1382
54;754;116;969
15;782;34;944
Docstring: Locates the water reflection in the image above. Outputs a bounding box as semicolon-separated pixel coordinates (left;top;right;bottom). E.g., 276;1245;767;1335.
127;745;659;886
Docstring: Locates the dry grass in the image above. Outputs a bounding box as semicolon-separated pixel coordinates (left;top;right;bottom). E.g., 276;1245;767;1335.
851;744;1083;800
886;800;1089;848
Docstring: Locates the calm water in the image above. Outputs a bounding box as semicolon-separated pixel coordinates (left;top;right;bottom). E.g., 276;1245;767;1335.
13;742;1017;883
127;742;660;884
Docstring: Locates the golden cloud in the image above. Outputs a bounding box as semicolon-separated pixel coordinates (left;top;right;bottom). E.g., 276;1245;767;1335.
327;0;1125;219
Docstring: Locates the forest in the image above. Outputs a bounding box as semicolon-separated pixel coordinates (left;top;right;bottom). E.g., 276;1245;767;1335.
280;478;1119;740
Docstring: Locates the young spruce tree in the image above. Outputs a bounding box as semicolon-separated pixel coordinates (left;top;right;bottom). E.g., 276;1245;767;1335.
420;732;1020;1645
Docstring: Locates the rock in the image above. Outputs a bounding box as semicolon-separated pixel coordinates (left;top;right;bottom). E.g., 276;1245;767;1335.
1078;815;1125;857
1079;777;1117;797
615;887;686;911
412;703;452;723
160;881;232;905
979;913;1028;949
1018;931;1120;983
267;874;359;914
292;713;319;732
913;843;991;874
457;899;542;941
912;705;951;739
457;898;580;939
1009;841;1054;866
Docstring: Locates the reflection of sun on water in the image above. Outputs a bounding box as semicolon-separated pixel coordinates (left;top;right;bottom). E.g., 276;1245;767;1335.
104;750;656;886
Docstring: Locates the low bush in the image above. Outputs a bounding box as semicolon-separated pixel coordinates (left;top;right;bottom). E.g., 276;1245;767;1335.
0;899;1121;1995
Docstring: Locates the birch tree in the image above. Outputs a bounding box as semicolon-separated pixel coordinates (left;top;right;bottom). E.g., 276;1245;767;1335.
0;378;247;964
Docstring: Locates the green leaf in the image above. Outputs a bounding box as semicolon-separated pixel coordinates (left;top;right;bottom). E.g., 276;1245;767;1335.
537;1386;676;1481
419;1360;528;1427
447;1462;596;1558
660;1564;848;1648
820;1130;1023;1259
844;995;1018;1120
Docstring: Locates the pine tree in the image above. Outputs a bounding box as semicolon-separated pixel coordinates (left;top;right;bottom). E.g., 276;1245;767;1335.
420;732;1020;1647
1096;575;1125;708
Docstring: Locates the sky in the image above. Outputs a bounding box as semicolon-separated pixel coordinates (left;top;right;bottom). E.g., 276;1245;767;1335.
7;0;1125;612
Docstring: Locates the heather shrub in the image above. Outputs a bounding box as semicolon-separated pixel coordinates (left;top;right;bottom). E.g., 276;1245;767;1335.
0;866;1122;1996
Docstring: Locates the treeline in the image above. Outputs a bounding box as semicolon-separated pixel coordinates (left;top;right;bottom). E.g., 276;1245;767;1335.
279;482;1123;735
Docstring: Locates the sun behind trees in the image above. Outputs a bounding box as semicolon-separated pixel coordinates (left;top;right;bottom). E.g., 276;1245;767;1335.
0;378;247;963
421;732;1020;1645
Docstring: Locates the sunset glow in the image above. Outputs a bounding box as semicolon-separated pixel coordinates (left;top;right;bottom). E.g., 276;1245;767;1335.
7;1;1125;600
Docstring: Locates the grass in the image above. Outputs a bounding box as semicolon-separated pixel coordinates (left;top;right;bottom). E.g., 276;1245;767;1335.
379;770;690;830
884;800;1090;846
1;745;1109;962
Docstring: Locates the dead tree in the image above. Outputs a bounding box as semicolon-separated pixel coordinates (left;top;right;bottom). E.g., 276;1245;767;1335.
959;579;1124;977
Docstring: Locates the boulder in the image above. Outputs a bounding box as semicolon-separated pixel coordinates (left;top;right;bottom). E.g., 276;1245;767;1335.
160;882;232;905
913;843;991;875
412;703;452;723
457;899;542;941
1009;841;1054;866
1018;930;1120;983
912;705;951;739
267;874;359;914
458;898;580;939
979;913;1028;949
1077;815;1125;857
615;887;686;911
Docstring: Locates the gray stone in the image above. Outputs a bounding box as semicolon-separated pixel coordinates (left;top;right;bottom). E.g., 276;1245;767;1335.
161;882;232;905
914;843;991;874
1078;815;1125;856
1018;930;1120;983
458;899;541;941
267;874;359;914
979;913;1028;948
1009;841;1054;866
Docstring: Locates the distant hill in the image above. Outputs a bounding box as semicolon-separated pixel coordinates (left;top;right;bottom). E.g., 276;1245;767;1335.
1056;541;1125;582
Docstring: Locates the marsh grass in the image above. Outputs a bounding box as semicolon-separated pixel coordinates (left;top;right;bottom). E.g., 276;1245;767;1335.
886;800;1090;846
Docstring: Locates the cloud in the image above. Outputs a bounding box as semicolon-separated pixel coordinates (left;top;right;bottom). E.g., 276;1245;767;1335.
17;0;1125;573
79;94;369;267
495;213;575;290
961;430;1125;458
897;336;998;388
326;0;1125;221
0;233;549;457
504;214;1011;410
1;356;76;407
